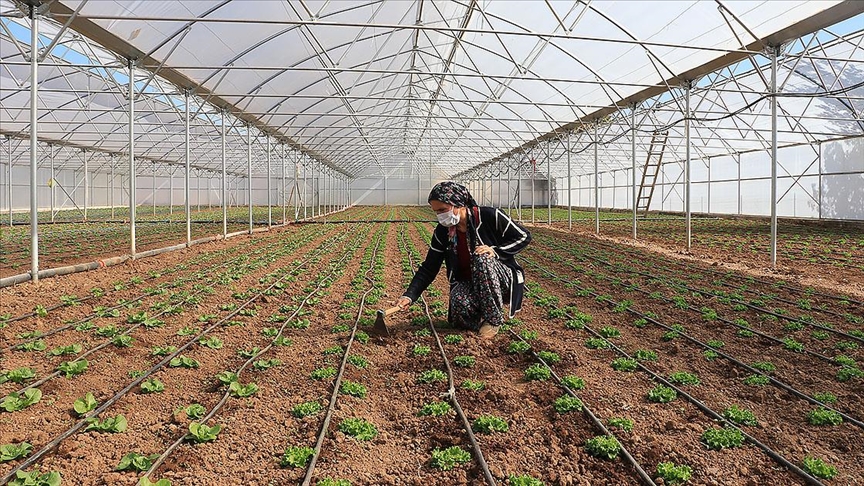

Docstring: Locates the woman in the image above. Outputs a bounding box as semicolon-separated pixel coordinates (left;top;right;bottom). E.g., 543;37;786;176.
395;181;531;338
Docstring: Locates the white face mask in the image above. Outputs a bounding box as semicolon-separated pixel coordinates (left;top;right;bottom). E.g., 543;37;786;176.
437;208;460;227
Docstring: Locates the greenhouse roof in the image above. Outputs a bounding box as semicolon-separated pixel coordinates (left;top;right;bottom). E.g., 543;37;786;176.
1;0;863;179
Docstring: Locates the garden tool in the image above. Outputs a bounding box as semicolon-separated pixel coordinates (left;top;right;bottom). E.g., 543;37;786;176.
370;306;400;339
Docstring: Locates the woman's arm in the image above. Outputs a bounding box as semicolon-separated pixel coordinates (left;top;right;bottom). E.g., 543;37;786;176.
491;208;531;255
402;227;448;302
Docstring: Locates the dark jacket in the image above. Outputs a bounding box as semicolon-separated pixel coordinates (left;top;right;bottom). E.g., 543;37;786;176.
403;206;532;320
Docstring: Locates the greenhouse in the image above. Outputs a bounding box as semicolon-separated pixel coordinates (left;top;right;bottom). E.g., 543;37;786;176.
1;0;863;484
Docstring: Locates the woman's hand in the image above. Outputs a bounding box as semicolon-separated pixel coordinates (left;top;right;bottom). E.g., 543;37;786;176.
394;296;412;310
474;245;496;258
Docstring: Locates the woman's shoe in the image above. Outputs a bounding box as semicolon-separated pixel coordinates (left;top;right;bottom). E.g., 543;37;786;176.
478;324;498;339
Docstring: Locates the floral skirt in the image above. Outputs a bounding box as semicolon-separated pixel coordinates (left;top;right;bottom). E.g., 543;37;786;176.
449;254;513;330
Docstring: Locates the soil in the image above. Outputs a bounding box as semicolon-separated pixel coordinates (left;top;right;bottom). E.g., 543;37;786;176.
0;210;860;485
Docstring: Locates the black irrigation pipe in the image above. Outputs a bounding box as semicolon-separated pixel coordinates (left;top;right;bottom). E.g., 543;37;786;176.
538;240;864;354
300;226;384;486
143;225;368;482
504;328;657;486
403;224;497;486
0;224;346;483
523;263;829;486
1;241;259;352
525;256;864;430
583;233;864;306
566;237;864;323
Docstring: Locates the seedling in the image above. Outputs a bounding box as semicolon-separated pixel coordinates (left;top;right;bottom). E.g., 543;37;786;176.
444;334;463;345
73;392;98;416
419;401;452;417
6;468;60;486
507;341;531;354
141;378;165;394
413;344;431;356
253;359;281;371
177;326;199;336
184;404;206;420
237;347;261;358
112;335;134;347
216;371;238;386
273;336;293;347
607;417;633;432
473;415;508;434
656;461;693;485
169;356;200;369
0;367;35;385
16;340;46;352
524;364;551;381
323;346;343;356
430;446;472;470
743;374;770;386
807;407;843;426
801;456;838;480
584;435;621;460
703;350;719;361
280;446;314;469
647;385;677;403
537;351;560;364
633;349;658;362
519;330;538;341
453;356;476;368
0;388;42;413
701;427;744;450
0;442;32;463
347;355;369;369
417;369;447;384
813;392;837;404
584;338;610;350
722;405;757;426
668;372;700;386
151;346;177;356
115;452;160;472
783;338;804;352
553;395;583;414
599;326;620;338
338;418;378;441
750;361;776;373
291;401;322;419
561;375;586;390
57;359;88;378
311;367;337;380
85;415;128;433
186;422;221;443
339;381;368;399
508;476;543;486
229;382;259;398
355;331;370;344
461;379;485;391
706;340;725;349
198;336;223;350
610;358;638;372
48;344;82;357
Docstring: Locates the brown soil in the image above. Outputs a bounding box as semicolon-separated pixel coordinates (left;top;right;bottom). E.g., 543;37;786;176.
0;215;860;485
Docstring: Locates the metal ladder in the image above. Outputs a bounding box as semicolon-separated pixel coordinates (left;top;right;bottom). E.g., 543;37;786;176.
636;131;668;216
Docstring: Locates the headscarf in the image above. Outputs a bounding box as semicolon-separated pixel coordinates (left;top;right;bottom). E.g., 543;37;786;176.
427;181;478;208
428;181;479;250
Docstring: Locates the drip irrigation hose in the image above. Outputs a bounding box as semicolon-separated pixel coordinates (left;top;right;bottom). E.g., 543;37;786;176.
143;225;369;482
300;227;384;486
403;224;497;486
549;235;864;332
504;328;657;485
524;263;829;486
537;241;857;363
581;232;864;306
0;225;351;484
526;255;864;429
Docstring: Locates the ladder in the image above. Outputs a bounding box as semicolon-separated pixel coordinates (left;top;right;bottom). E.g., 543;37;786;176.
636;131;668;216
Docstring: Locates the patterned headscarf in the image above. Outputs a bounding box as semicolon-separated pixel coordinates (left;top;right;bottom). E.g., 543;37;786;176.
428;181;479;250
427;181;478;208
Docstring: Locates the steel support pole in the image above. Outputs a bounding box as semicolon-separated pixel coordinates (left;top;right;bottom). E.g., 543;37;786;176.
221;113;227;238
303;158;308;220
684;82;692;251
281;144;286;224
567;133;572;230
110;155;114;219
531;161;535;224
631;105;637;239
770;46;779;268
247;127;252;233
547;145;551;225
7;136;12;226
267;137;272;228
29;6;40;281
311;161;316;218
184;91;191;245
594;123;599;235
50;145;55;222
82;149;88;220
384;172;388;206
128;59;136;256
152;163;156;216
507;160;512;215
